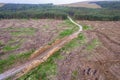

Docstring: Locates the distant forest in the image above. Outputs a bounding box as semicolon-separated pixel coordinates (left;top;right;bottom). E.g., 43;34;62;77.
0;1;120;21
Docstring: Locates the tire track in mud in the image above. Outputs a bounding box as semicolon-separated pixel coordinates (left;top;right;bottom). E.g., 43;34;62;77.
0;16;83;80
56;29;120;80
93;30;120;54
92;30;120;80
94;30;120;46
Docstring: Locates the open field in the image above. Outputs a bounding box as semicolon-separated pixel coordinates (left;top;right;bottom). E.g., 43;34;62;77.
17;21;120;80
0;18;119;80
0;19;79;74
56;21;120;80
60;1;101;8
0;1;120;80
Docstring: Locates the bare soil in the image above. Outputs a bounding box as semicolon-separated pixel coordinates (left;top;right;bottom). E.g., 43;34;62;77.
0;18;80;79
0;19;120;80
56;21;120;80
0;19;68;59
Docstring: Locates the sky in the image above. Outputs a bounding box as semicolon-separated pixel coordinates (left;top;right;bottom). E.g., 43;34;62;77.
0;0;118;4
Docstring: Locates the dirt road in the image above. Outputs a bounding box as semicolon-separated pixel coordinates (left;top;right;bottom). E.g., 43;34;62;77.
0;16;83;80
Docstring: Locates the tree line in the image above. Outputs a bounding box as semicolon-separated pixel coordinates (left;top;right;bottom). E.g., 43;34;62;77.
0;2;120;21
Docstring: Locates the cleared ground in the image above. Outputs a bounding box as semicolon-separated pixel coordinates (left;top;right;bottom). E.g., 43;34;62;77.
0;19;78;74
60;1;101;8
56;21;120;80
18;21;120;80
0;19;120;80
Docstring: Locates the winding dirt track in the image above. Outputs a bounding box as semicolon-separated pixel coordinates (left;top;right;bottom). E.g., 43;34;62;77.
0;16;83;80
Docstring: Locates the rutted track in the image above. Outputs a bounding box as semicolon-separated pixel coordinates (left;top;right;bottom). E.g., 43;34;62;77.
0;16;83;80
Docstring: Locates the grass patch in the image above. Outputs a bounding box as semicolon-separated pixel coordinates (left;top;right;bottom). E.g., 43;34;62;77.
43;25;49;29
64;20;78;30
2;38;25;52
83;25;92;30
18;50;62;80
86;39;100;51
3;44;20;52
0;41;4;46
77;33;86;43
3;27;37;36
59;29;73;37
62;33;86;51
0;50;34;74
11;27;36;36
72;70;78;80
62;39;79;51
59;19;79;38
0;41;2;45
